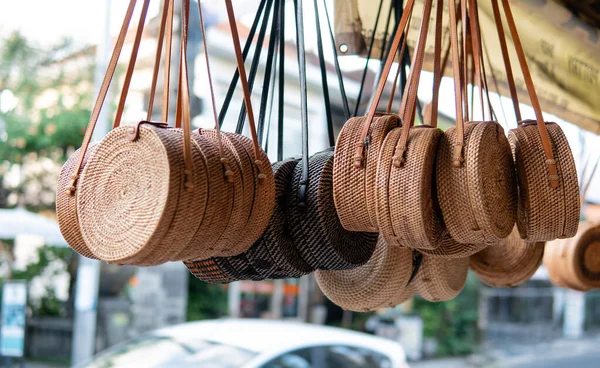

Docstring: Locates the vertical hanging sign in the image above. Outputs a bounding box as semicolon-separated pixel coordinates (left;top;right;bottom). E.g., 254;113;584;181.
0;281;27;358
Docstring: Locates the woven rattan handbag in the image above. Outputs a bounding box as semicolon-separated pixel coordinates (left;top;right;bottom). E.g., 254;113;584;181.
56;0;137;259
544;222;600;291
377;0;454;253
287;149;378;270
436;0;517;247
470;226;545;288
492;0;579;242
412;255;469;302
332;0;417;233
315;236;415;312
78;1;215;266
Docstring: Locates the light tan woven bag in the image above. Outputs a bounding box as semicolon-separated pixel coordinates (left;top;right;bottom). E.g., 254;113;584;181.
332;0;418;233
470;226;544;288
377;0;456;253
493;0;579;242
545;222;600;291
436;0;517;247
315;236;416;312
77;0;219;266
412;255;469;302
56;0;138;259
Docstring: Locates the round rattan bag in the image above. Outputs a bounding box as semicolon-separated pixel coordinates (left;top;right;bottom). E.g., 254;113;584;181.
437;121;517;246
316;236;413;312
412;255;469;302
56;144;99;259
77;123;207;265
333;115;400;233
544;222;600;291
287;149;378;270
470;226;545;288
509;121;580;242
376;125;447;251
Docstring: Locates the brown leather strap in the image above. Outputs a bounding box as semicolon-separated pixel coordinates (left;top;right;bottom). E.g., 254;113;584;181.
114;0;151;128
178;0;194;191
163;0;175;123
460;0;469;122
353;0;416;168
449;0;465;167
471;0;494;120
501;0;558;188
430;0;445;128
224;0;267;180
197;0;233;182
147;0;171;122
67;0;138;195
467;0;484;120
581;156;599;206
386;14;413;115
491;0;520;121
392;0;434;167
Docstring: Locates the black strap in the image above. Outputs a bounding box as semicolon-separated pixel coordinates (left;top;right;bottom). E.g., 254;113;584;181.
323;0;350;121
218;0;268;126
264;50;278;155
294;0;309;206
277;0;286;162
354;0;386;117
313;0;334;147
257;0;280;146
235;0;275;134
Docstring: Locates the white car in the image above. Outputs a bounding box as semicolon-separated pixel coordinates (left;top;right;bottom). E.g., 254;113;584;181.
79;319;409;368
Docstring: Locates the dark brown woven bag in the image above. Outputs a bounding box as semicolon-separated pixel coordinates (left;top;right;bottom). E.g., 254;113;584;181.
287;149;378;270
493;0;580;242
470;226;545;288
315;236;414;312
436;0;517;247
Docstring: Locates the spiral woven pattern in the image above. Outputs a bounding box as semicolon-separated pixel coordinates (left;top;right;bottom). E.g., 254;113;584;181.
287;149;378;270
419;231;483;259
56;144;99;259
470;226;544;288
333;115;400;232
316;236;413;312
544;222;600;291
377;126;446;251
177;131;235;261
413;255;469;302
509;122;580;242
224;132;275;257
437;121;517;245
185;258;234;284
78;125;203;265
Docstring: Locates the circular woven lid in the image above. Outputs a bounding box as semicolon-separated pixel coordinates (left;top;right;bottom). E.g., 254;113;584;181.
377;126;445;251
78;125;204;265
509;122;580;242
244;159;313;279
316;236;413;312
437;121;517;245
57;144;99;259
287;149;378;270
413;255;469;302
333;115;400;232
419;231;484;259
185;258;234;284
470;226;544;288
570;222;600;289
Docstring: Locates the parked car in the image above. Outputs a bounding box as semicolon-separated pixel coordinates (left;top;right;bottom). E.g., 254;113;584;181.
77;318;409;368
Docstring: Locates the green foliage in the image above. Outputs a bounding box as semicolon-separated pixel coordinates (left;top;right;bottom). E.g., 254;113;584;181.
186;274;228;321
412;273;480;357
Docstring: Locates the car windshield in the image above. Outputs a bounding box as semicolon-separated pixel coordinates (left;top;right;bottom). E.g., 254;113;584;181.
80;336;256;368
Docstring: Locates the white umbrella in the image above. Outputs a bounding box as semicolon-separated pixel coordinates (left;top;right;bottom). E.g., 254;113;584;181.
0;207;68;247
